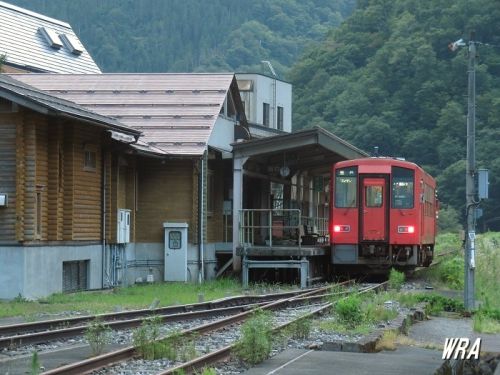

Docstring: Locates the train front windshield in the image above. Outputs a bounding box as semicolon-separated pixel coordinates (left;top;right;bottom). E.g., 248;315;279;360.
335;167;357;207
392;167;414;208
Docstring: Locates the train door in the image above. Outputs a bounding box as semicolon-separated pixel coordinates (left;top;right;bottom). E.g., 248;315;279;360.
360;177;388;241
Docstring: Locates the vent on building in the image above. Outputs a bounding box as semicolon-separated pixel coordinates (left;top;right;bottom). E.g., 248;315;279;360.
38;27;63;49
60;34;84;55
62;260;89;292
237;80;253;92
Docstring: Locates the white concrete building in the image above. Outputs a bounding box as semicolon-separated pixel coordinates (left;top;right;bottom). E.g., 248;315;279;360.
236;73;292;137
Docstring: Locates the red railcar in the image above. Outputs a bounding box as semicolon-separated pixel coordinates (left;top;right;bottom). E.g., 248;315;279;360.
329;158;437;271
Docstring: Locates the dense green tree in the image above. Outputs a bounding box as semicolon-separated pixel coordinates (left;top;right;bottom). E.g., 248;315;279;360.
9;0;355;75
289;0;500;231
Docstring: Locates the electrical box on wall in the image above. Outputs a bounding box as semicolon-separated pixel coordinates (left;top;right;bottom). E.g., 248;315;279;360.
117;209;131;243
0;193;7;207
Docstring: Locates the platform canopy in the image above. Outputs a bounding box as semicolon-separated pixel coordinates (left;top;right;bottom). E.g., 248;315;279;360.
231;126;368;271
232;126;368;176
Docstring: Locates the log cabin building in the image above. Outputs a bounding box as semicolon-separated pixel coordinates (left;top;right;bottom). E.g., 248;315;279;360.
0;2;367;299
1;73;251;298
0;74;140;298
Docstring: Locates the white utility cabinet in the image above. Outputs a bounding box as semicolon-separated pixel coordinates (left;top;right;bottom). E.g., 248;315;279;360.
163;222;188;282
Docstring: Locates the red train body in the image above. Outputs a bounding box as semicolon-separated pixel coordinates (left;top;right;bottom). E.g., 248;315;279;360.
329;158;437;270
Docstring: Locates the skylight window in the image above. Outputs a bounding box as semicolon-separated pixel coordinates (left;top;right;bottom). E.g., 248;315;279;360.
38;27;62;49
60;34;84;55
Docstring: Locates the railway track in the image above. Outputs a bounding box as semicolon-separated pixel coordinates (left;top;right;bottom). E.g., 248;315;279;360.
159;282;388;375
0;285;352;350
0;287;324;338
26;281;382;375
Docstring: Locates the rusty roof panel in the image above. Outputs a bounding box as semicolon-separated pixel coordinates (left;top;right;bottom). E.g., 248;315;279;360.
11;73;236;156
0;74;139;137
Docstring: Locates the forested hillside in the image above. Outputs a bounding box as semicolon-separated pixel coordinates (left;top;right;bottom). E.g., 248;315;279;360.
290;0;500;230
9;0;354;75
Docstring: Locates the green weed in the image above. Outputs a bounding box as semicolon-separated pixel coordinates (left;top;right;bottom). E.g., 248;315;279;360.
133;315;164;360
473;313;500;334
30;351;40;375
84;318;111;356
290;317;312;339
335;294;363;328
388;269;405;291
235;309;273;365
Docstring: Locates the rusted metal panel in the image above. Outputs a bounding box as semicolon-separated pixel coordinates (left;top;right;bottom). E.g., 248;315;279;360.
11;74;236;156
0;75;140;137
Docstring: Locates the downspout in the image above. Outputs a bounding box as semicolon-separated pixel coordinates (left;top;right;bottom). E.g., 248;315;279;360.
198;150;207;283
101;148;107;289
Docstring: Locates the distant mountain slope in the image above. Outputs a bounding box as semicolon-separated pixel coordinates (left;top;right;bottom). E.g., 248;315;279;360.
8;0;354;75
289;0;500;230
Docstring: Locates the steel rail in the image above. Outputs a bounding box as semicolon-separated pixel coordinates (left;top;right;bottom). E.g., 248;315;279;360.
0;287;325;337
0;303;266;350
158;281;388;375
39;281;353;375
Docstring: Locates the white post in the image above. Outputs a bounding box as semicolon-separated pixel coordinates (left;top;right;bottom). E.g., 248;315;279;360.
233;156;247;271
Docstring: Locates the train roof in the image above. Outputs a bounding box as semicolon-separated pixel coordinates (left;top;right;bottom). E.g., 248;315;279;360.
335;157;435;183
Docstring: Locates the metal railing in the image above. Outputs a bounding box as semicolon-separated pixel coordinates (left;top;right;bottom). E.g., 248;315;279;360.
239;209;302;249
301;216;329;237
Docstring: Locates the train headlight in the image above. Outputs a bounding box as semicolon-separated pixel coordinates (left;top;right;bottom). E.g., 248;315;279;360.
398;225;415;234
333;225;350;233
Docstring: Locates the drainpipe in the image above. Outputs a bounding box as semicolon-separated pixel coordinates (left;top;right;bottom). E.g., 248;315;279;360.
198;150;207;283
101;148;107;289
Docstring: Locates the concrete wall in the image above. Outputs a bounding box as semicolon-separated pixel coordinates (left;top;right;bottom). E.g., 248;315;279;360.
0;244;102;300
121;241;220;286
236;73;292;132
0;239;222;300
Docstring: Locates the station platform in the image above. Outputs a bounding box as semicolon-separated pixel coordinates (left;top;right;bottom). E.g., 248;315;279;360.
240;245;328;288
244;346;443;375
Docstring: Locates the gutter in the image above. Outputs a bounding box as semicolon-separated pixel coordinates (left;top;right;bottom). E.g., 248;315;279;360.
198;150;207;283
101;147;107;289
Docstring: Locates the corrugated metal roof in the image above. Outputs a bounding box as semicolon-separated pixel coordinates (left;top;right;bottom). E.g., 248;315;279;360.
0;1;101;73
0;74;139;137
11;73;239;155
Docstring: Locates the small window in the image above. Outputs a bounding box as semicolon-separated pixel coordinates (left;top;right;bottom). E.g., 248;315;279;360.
366;185;383;207
263;102;270;126
392;167;414;209
277;106;284;130
335;167;357;208
62;260;89;292
84;146;97;171
169;231;182;249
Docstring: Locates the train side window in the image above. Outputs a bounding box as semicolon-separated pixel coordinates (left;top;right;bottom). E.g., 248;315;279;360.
335;167;357;208
392;167;414;209
366;185;383;207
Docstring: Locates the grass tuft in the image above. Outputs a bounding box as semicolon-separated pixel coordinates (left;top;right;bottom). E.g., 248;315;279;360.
235;309;273;365
375;330;398;351
388;269;405;291
84;318;111;356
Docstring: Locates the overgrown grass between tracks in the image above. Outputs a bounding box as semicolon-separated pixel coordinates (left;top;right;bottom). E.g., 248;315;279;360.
320;290;399;335
0;278;291;319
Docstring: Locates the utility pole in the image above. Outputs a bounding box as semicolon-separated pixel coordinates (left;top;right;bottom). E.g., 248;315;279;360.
465;32;477;311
